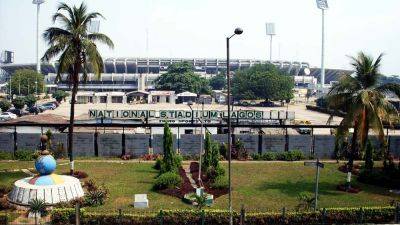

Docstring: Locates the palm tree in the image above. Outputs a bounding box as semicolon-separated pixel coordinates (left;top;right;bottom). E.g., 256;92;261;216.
327;52;400;185
42;2;114;174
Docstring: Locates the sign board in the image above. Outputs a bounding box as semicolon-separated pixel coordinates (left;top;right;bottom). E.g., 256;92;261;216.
304;161;324;168
88;109;295;121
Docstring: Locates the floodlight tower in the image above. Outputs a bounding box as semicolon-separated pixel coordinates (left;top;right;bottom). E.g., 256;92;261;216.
316;0;328;89
265;23;276;61
33;0;45;74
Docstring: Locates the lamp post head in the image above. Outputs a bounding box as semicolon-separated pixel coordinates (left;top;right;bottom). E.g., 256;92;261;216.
316;0;328;10
32;0;45;5
234;28;243;35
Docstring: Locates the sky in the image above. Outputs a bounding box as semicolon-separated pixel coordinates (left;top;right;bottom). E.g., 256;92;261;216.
0;0;399;75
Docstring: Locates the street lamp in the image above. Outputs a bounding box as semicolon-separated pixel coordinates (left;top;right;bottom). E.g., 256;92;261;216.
316;0;328;91
265;23;276;61
226;27;243;225
32;0;45;74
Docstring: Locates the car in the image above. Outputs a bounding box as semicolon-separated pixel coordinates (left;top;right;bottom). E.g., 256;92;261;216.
0;112;17;120
7;108;29;117
27;106;45;114
47;101;60;107
259;101;275;107
41;103;57;110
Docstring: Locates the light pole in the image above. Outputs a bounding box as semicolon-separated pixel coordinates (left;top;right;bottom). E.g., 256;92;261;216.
32;0;45;74
316;0;328;91
227;27;243;225
187;100;205;186
265;23;276;61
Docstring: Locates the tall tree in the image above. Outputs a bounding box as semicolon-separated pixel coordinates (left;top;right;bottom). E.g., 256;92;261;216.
9;69;44;96
327;52;400;185
162;122;176;173
209;73;226;90
156;62;211;94
42;2;114;174
232;63;294;101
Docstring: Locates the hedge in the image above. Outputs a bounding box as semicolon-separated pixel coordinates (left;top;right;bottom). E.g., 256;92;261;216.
51;206;397;225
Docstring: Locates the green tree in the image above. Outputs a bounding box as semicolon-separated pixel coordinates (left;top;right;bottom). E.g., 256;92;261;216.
162;123;177;173
42;2;114;174
203;132;212;170
9;69;44;96
210;142;221;169
24;94;37;108
326;52;400;184
156;62;211;94
52;90;69;102
12;97;25;110
232;63;294;101
209;73;226;90
0;100;11;112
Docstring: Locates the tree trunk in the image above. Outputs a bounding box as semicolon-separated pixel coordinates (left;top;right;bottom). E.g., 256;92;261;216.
347;120;359;188
68;81;77;175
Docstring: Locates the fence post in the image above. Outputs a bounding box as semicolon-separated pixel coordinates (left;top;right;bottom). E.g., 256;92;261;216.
13;126;17;156
240;204;246;225
159;210;163;225
358;207;363;224
200;210;205;225
75;202;80;225
282;207;286;222
118;208;122;224
321;208;326;225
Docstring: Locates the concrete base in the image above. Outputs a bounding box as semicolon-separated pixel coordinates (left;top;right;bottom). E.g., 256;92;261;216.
8;175;84;206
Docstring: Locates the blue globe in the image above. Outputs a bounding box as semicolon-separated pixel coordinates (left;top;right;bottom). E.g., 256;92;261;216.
35;155;57;175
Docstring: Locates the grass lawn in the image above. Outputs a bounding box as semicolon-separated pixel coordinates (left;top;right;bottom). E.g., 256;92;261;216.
0;160;399;213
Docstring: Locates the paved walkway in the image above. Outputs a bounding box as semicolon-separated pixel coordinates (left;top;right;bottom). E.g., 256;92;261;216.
182;164;198;189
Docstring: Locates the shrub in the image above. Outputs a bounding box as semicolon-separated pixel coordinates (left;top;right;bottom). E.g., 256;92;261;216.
0;152;13;160
12;97;25;110
210;175;229;189
154;171;182;190
0;196;15;210
154;157;163;170
54;142;66;159
29;199;47;217
219;144;227;159
206;165;225;181
262;152;277;161
295;192;316;212
24;94;37;108
50;206;397;225
291;150;306;161
358;168;400;189
0;100;11;112
53;90;68;103
251;153;261;160
0;184;12;197
14;150;34;161
83;180;109;207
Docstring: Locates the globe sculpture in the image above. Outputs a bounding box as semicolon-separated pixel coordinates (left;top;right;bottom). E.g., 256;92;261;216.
8;139;84;206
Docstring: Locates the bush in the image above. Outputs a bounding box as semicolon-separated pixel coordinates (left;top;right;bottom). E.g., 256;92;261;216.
210;175;229;189
219;144;227;159
0;100;11;112
262;152;277;161
251;153;261;160
154;172;182;190
154;157;163;170
29;199;47;216
0;184;12;197
83;180;109;207
50;206;397;225
291;150;306;161
53;90;68;103
24;94;37;108
14;150;34;161
206;165;225;181
0;152;13;160
12;97;25;110
358;168;400;189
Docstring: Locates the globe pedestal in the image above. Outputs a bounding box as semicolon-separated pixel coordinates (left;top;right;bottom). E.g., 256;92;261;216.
8;175;84;206
8;151;84;206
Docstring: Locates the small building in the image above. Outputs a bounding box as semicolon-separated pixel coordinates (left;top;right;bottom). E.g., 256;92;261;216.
211;90;227;104
176;91;197;104
198;95;212;104
148;91;175;104
75;91;127;104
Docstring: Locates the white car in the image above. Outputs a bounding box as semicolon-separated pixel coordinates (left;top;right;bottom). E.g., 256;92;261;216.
0;112;17;120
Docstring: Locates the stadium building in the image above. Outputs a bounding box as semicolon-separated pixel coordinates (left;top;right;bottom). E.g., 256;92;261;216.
0;57;351;94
